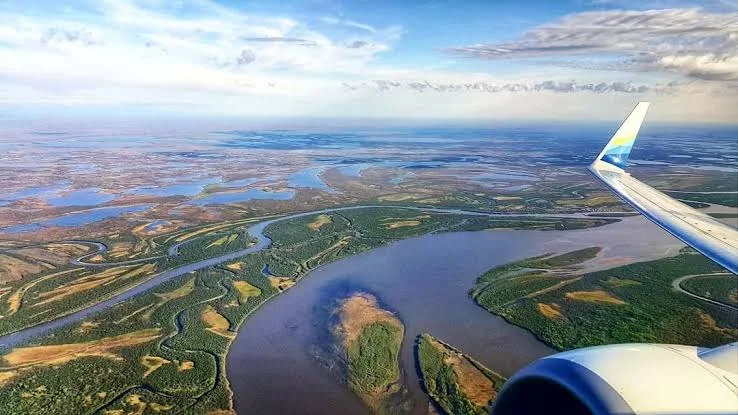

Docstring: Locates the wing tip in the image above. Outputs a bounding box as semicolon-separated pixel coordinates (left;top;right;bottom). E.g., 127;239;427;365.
593;102;651;170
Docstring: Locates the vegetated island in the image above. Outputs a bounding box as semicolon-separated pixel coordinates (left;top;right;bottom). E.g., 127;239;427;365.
333;292;407;414
416;333;506;415
471;247;738;351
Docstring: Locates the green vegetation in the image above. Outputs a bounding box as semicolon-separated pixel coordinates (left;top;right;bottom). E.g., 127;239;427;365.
347;322;403;395
265;209;611;278
0;262;270;415
333;292;406;414
375;192;500;211
472;250;737;351
172;230;254;264
372;184;634;214
524;247;601;269
474;272;560;311
0;261;164;337
681;274;738;307
471;248;601;310
0;219;262;337
0;209;612;339
416;333;505;415
93;232;163;262
523;181;629;212
655;172;738;208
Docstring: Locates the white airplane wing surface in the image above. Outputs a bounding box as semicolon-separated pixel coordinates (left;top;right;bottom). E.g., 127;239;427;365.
589;102;738;275
493;105;738;415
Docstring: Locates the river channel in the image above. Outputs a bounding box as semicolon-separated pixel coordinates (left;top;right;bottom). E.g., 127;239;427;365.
0;206;685;414
227;215;683;414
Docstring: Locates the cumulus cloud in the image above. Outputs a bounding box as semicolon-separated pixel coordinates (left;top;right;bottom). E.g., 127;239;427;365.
659;54;738;80
447;8;738;81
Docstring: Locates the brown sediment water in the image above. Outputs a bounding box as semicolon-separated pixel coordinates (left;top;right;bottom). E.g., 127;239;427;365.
226;216;682;414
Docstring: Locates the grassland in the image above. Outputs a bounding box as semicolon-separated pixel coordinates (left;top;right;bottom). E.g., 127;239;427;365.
0;242;91;283
680;274;738;307
0;207;614;414
231;281;261;302
471;249;738;351
94;230;169;263
416;333;506;415
0;263;164;337
166;222;259;266
469;248;601;311
307;214;333;230
335;293;405;414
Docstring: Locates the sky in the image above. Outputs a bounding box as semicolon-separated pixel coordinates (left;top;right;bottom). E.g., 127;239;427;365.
1;0;737;123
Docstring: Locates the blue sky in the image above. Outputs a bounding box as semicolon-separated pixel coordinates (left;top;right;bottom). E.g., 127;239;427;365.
0;0;736;122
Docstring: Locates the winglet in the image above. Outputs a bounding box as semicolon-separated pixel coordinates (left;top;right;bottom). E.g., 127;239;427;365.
593;102;650;170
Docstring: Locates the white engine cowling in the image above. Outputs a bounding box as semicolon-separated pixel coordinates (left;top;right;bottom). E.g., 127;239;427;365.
493;342;738;415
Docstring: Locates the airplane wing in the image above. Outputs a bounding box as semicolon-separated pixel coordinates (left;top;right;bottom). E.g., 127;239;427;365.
493;106;738;415
588;102;738;275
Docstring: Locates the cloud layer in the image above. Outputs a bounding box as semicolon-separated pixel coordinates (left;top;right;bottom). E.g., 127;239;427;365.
344;80;681;94
448;8;738;81
0;1;735;122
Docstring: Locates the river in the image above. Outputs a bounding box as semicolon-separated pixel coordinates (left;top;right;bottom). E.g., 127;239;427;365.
227;215;684;414
0;205;619;348
0;207;686;413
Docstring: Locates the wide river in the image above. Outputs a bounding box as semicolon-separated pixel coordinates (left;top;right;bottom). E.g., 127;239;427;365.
0;206;643;348
227;215;683;414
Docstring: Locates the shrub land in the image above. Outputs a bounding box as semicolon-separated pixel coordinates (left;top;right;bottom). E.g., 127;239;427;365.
335;293;405;414
416;333;506;415
471;249;737;350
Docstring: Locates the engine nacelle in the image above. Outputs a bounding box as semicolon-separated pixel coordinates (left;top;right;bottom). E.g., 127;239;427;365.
493;342;738;415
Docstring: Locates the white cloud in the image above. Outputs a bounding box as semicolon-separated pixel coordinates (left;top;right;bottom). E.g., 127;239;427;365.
0;1;735;122
658;54;738;80
345;79;680;94
448;8;738;81
0;0;396;74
